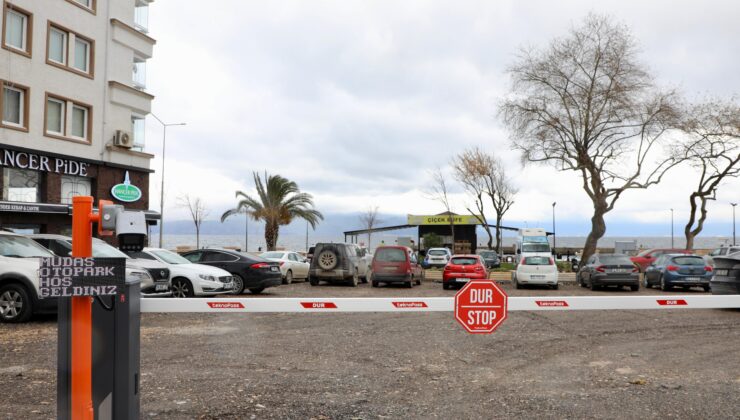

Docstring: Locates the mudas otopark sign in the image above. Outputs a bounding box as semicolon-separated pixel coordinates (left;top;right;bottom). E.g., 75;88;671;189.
111;171;142;202
38;257;126;298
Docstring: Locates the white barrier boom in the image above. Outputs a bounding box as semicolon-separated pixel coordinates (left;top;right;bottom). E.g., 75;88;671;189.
141;295;740;313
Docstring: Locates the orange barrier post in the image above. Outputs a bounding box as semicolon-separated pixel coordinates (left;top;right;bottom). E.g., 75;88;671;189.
70;196;96;420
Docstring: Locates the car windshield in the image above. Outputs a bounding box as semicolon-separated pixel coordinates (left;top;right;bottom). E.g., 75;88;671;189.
151;249;192;264
375;248;406;262
91;240;130;258
522;243;550;252
523;256;551;265
672;256;705;266
599;255;632;264
261;252;285;259
451;257;478;266
0;235;54;258
428;249;448;256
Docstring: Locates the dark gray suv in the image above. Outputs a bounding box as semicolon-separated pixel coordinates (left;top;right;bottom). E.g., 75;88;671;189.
309;243;369;287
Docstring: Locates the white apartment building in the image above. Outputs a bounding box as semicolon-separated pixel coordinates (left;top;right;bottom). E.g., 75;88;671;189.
0;0;157;234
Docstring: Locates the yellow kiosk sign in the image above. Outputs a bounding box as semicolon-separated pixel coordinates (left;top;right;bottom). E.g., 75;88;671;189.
407;214;481;225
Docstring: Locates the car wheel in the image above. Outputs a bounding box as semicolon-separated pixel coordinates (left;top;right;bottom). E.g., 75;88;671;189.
171;278;194;298
372;280;379;287
309;276;319;286
703;285;710;292
416;276;422;286
348;271;359;287
643;274;650;289
405;277;413;288
630;284;639;292
660;276;671;291
0;284;33;323
317;250;339;270
551;284;559;290
249;287;265;294
443;283;451;290
589;280;599;291
230;275;245;295
284;270;293;285
513;274;522;289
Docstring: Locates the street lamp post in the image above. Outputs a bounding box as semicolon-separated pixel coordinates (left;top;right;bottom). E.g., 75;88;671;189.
151;114;186;249
670;208;674;248
552;202;557;257
732;203;737;246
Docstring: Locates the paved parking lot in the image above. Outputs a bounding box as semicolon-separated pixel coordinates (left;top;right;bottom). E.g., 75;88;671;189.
2;281;739;419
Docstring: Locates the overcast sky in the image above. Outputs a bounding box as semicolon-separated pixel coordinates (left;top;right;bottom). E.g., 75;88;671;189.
144;0;740;235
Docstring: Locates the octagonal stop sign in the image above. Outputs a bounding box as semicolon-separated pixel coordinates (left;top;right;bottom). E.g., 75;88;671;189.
454;280;508;334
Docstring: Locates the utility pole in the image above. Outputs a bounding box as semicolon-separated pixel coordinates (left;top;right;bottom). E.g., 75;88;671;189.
732;203;737;246
245;210;249;252
670;208;674;248
305;220;309;251
151;114;186;249
552;202;557;256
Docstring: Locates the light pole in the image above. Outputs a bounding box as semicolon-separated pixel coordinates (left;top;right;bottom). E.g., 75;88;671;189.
670;208;674;248
151;114;186;248
552;202;556;256
244;210;249;252
732;203;737;246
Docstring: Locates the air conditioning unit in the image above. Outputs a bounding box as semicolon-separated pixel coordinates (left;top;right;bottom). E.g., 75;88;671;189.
114;130;133;148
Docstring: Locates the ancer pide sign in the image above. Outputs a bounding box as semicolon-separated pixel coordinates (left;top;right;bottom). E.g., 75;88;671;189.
38;257;126;298
454;280;508;334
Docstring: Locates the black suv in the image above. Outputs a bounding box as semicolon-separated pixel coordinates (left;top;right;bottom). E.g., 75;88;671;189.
309;243;367;287
181;249;281;294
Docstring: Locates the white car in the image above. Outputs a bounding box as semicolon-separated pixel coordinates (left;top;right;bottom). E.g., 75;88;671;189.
260;251;310;284
425;248;452;268
128;248;235;297
513;255;559;289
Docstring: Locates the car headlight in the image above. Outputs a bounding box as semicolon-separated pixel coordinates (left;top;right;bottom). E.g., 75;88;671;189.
199;274;216;281
130;271;152;281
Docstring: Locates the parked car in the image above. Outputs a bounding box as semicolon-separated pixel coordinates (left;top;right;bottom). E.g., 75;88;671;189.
370;246;424;288
706;246;740;266
259;251;310;284
425;248;452;268
126;248;234;297
308;243;369;286
442;255;488;290
477;249;501;269
0;231;58;323
710;255;740;295
28;234;170;296
643;254;712;291
630;248;693;272
578;253;639;291
512;255;558;289
181;249;281;294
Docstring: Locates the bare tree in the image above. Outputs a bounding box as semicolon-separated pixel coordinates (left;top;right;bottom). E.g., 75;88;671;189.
178;195;209;249
426;167;456;248
676;99;740;249
487;159;517;254
358;206;382;250
500;14;684;263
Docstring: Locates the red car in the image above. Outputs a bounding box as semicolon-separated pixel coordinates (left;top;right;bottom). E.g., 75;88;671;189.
630;248;693;272
370;246;424;288
442;255;489;290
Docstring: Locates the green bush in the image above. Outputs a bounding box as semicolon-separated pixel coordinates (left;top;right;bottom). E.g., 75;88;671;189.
422;232;443;249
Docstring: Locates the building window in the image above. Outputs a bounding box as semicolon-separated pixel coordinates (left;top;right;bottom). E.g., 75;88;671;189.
2;168;41;203
131;115;145;151
47;23;94;77
60;175;92;204
134;0;149;33
45;94;92;142
1;81;28;130
133;56;146;89
46;97;66;135
71;104;89;139
65;0;96;14
2;3;32;56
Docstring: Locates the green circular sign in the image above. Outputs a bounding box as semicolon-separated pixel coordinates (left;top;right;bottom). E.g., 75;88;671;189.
111;183;142;202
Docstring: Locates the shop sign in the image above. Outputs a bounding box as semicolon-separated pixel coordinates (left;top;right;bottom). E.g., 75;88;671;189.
407;214;481;225
0;148;88;176
111;171;142;202
38;257;126;298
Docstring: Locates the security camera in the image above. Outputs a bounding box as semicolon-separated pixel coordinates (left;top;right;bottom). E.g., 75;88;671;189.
115;211;148;252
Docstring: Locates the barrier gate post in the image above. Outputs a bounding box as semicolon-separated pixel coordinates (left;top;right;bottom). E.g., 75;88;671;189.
57;196;142;420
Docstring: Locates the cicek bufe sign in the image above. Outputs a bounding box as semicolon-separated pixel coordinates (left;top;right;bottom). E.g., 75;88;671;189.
38;257;126;298
0;148;89;176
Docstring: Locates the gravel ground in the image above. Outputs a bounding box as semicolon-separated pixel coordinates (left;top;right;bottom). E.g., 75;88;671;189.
1;281;739;419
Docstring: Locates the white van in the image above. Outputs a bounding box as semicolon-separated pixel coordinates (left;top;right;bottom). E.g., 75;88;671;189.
514;228;552;261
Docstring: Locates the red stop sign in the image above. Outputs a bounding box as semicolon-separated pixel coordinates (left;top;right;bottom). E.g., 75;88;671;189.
454;280;508;334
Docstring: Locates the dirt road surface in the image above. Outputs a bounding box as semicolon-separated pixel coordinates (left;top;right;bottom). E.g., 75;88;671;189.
2;282;739;419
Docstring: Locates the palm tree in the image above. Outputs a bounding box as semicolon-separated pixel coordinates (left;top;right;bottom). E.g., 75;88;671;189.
221;172;323;251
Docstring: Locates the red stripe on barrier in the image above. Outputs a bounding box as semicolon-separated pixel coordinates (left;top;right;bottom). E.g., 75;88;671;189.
656;299;688;306
207;302;245;309
535;300;569;307
300;302;338;309
392;301;428;308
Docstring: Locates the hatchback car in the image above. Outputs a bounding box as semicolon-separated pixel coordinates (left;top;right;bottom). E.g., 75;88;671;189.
181;249;281;294
370;246;423;288
477;249;501;269
644;254;712;291
425;248;452;268
259;251;310;284
578;253;639;291
442;255;488;290
513;255;558;289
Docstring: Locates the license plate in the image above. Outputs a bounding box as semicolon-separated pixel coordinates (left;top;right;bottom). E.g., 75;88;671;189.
607;269;629;273
531;275;545;279
155;284;168;291
223;282;234;290
385;267;397;271
270;266;279;272
456;278;470;283
715;269;729;276
684;277;701;281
